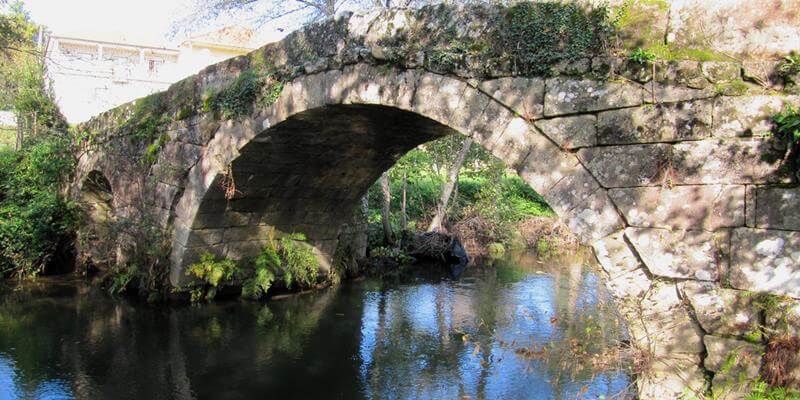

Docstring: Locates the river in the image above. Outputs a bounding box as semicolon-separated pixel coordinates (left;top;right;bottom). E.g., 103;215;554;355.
0;251;631;400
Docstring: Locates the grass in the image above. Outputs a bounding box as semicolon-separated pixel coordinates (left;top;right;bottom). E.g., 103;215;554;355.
0;127;16;149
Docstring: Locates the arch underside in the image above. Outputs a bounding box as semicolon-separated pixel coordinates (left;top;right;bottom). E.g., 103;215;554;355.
181;104;457;276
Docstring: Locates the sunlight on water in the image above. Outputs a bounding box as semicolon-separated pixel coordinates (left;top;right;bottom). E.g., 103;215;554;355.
0;251;631;400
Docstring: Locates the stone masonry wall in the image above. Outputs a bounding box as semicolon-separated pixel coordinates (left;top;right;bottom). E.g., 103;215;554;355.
71;4;800;399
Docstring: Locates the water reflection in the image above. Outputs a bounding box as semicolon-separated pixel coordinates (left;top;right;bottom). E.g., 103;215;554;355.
0;251;631;399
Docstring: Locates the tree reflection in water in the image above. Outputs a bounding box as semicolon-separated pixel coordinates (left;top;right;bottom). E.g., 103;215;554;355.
0;251;631;400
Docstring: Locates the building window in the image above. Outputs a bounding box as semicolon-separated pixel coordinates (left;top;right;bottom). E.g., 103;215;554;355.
147;58;164;74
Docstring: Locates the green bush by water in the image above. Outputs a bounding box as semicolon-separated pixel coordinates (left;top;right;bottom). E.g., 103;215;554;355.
0;136;77;278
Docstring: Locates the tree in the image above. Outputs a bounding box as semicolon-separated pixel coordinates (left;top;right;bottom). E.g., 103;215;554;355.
379;172;394;245
173;0;436;36
427;137;472;232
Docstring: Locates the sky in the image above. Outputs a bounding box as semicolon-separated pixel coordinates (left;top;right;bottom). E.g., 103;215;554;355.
22;0;192;45
19;0;296;47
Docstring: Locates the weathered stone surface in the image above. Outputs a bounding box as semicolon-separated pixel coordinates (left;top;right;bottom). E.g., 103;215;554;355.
704;335;763;377
592;231;643;279
672;139;790;185
626;228;723;281
478;77;544;120
516;142;582;197
754;186;800;230
701;62;741;84
766;298;800;338
705;336;764;400
544;167;600;217
648;83;714;103
563;190;625;244
596;101;712;144
578;144;670;188
609;185;745;230
730;228;800;298
543;77;643;116
604;267;651;301
533;115;596;149
637;355;708;400
680;281;761;338
713;96;800;137
625;283;705;356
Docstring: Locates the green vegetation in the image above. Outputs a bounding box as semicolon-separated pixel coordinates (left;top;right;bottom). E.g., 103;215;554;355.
778;54;800;76
744;380;800;400
495;2;613;76
628;47;656;64
185;252;239;302
203;69;284;120
366;135;554;254
0;135;76;278
773;105;800;178
243;231;319;299
184;231;319;302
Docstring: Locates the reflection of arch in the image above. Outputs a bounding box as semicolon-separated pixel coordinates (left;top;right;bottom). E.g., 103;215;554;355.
79;171;116;267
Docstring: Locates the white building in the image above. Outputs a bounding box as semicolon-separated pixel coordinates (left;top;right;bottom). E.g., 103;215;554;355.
46;27;256;123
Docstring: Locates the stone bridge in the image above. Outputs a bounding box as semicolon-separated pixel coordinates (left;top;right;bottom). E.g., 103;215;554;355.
72;4;800;398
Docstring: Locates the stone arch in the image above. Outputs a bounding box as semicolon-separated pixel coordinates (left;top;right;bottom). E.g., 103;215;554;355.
169;65;620;284
77;170;117;267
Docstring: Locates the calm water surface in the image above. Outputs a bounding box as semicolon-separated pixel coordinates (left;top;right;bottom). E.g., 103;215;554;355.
0;252;631;400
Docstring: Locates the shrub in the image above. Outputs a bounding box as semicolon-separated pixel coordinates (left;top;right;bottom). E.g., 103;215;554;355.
496;2;613;76
773;105;800;178
0;136;76;278
241;230;319;300
628;47;656;64
185;252;239;302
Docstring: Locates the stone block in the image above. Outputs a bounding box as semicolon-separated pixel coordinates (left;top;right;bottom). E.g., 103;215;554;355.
626;283;705;356
578;144;671;188
545;167;601;217
591;230;643;279
765;298;800;338
412;73;469;126
704;335;763;376
672;139;790;185
637;355;708;400
596;101;712;144
701;62;740;84
533;115;596;149
543;77;644;116
680;281;761;338
603;267;651;301
516;142;582;197
647;83;714;103
625;227;723;281
223;225;271;242
563;190;625;244
186;229;225;248
705;336;764;400
729;228;800;298
468;97;517;144
478;77;545;120
713;96;800;138
754;186;800;230
191;211;255;229
484;117;537;169
608;185;745;230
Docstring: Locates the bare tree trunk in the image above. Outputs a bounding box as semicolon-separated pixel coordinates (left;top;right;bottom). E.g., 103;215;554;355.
400;172;408;231
15;118;23;151
379;172;394;245
428;137;472;232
